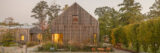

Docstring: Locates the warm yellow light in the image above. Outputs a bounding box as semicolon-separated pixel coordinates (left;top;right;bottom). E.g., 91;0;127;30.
37;34;42;40
53;34;60;43
94;34;97;43
52;34;63;45
21;35;24;41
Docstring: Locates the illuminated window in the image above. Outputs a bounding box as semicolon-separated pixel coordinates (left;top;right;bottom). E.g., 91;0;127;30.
59;34;63;45
21;35;24;41
37;34;42;40
52;34;63;44
52;34;59;43
94;34;97;43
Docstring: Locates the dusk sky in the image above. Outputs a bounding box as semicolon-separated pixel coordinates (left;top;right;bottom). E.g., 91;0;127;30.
0;0;155;25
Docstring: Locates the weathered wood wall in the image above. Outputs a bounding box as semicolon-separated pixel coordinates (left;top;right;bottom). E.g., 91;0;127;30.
15;28;30;43
51;3;99;45
0;27;30;43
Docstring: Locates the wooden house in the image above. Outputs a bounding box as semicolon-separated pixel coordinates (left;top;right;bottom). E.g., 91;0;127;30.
15;28;30;43
51;3;99;46
0;26;44;44
29;27;42;43
0;26;30;44
0;27;8;42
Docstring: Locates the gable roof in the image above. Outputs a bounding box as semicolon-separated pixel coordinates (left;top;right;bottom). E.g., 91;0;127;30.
56;2;98;22
30;26;42;33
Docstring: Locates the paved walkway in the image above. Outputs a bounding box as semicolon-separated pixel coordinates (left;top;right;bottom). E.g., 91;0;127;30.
27;44;41;52
0;45;41;53
113;48;131;53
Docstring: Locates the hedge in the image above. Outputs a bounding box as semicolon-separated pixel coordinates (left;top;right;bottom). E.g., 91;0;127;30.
111;18;160;53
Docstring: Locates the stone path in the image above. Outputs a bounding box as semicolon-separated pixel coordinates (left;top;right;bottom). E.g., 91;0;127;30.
27;44;41;52
113;48;131;53
0;45;41;53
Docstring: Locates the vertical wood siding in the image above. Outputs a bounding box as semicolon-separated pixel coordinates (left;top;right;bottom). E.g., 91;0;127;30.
52;3;99;45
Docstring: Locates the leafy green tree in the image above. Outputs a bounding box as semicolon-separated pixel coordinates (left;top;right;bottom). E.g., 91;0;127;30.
112;27;128;47
95;6;121;42
148;0;160;18
0;17;20;26
118;0;143;25
149;19;160;53
111;17;160;53
2;32;15;46
63;4;69;11
31;1;48;30
126;24;140;52
137;22;149;52
43;3;61;42
47;4;61;26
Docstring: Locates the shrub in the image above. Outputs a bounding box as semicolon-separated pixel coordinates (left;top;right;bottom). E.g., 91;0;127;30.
2;41;15;46
1;32;16;47
26;42;38;47
111;17;160;53
38;42;56;52
82;45;92;51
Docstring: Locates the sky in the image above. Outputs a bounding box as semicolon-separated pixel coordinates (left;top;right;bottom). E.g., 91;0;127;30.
0;0;155;25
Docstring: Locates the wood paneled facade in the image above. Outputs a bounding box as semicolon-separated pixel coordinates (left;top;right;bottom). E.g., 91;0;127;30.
0;27;30;43
0;26;43;44
15;28;30;43
51;3;99;45
29;27;42;42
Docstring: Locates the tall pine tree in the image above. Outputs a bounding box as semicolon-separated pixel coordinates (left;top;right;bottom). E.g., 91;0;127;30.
118;0;143;52
119;0;143;25
31;1;48;31
148;0;160;18
95;6;121;42
47;4;61;25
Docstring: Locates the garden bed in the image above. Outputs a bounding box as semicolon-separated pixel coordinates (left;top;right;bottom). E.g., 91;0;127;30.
37;43;113;52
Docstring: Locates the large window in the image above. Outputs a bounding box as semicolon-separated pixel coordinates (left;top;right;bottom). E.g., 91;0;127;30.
21;35;24;41
94;34;97;44
52;33;63;45
37;34;42;40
